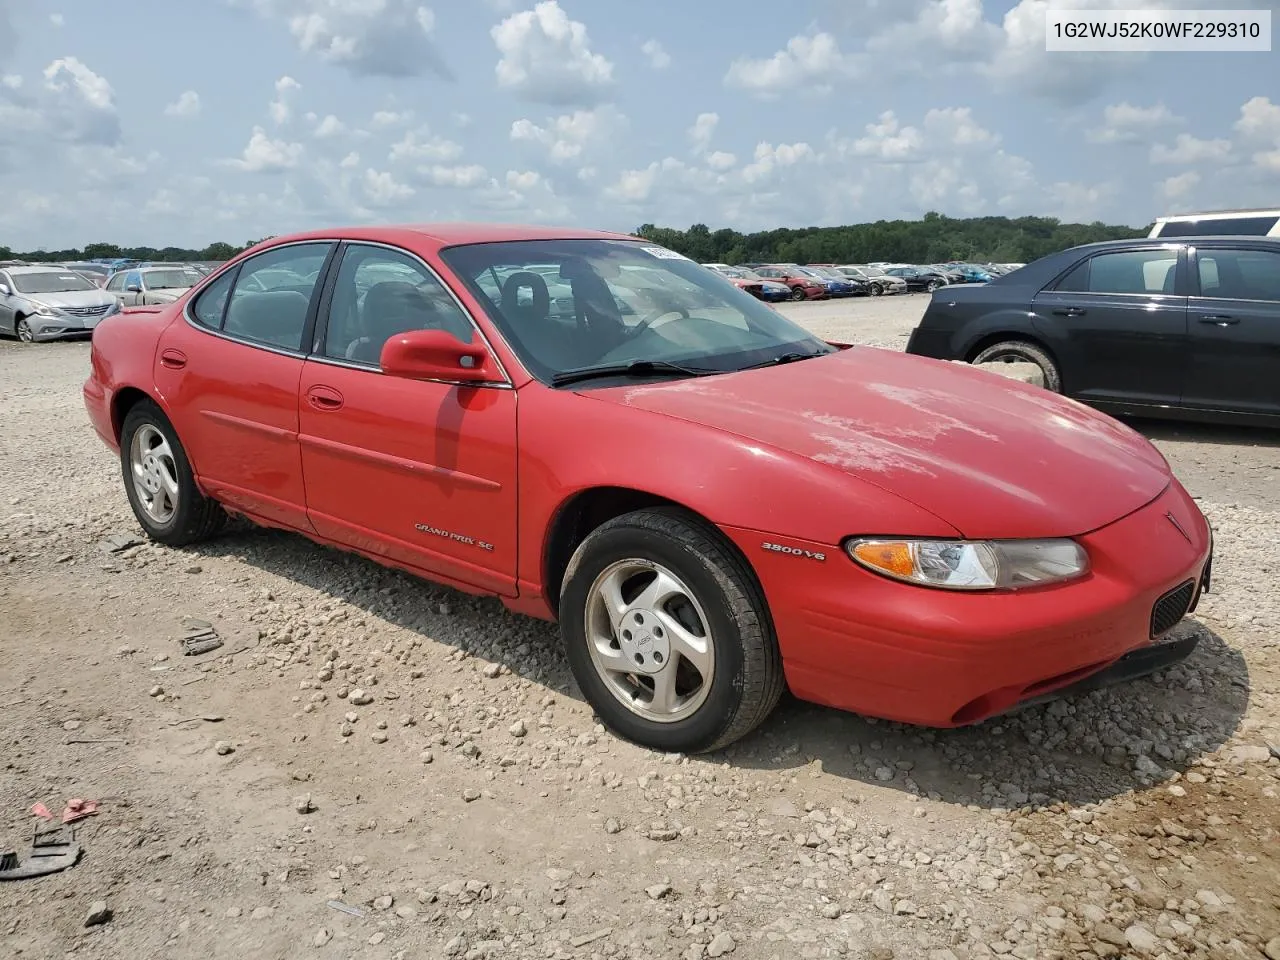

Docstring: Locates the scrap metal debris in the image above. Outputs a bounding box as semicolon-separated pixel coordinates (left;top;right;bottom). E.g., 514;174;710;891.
32;798;100;824
181;619;223;656
99;533;142;554
326;899;366;918
0;825;82;881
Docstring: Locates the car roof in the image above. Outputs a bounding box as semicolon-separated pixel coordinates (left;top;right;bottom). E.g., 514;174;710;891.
255;222;638;251
1063;235;1280;252
7;265;79;274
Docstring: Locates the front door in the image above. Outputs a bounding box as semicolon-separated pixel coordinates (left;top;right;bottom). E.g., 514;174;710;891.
1183;243;1280;417
297;242;519;596
1032;245;1188;406
153;241;336;531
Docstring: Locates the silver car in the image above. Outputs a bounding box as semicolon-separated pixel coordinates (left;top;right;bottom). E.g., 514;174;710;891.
105;265;206;306
0;265;121;342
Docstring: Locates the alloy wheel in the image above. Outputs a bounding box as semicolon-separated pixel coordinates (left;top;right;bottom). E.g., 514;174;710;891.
129;423;180;524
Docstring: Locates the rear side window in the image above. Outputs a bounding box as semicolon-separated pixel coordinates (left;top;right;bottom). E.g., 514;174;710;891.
1157;216;1278;237
1196;248;1280;302
219;243;333;351
191;269;236;328
1053;250;1179;295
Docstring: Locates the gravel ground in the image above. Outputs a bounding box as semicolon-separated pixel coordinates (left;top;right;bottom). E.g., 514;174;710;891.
2;293;1279;960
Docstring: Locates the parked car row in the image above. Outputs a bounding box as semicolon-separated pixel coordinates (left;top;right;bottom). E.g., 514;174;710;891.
701;260;1024;302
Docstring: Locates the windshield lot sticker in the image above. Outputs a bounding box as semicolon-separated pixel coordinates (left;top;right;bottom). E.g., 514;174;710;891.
640;246;690;260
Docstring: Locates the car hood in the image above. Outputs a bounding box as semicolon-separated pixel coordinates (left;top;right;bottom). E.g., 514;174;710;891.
588;347;1171;540
27;290;116;309
147;288;191;301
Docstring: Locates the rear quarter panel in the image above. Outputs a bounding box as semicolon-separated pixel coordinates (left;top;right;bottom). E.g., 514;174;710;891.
85;307;178;446
910;286;1037;360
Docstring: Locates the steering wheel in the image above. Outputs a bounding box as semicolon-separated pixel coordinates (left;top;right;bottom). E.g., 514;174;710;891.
624;306;689;340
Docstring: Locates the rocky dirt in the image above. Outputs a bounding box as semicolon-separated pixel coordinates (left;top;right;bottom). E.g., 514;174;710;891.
2;295;1279;960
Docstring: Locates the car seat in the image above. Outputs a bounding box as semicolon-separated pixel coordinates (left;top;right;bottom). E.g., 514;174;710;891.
346;281;435;364
223;289;310;349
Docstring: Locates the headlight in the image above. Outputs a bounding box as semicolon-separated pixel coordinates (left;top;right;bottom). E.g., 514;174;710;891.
33;303;57;317
844;538;1088;590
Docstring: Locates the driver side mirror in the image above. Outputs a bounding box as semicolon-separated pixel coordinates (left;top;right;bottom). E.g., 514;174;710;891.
380;328;502;384
0;283;9;296
125;283;142;293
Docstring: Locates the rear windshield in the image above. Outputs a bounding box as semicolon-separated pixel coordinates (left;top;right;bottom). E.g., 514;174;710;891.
1155;215;1279;237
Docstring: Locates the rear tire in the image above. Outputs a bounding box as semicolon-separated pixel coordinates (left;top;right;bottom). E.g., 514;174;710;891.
559;508;784;754
120;400;227;546
971;340;1062;393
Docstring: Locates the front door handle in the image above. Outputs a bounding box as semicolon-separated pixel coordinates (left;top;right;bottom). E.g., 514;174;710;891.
1197;315;1239;326
1052;307;1087;317
307;385;344;411
159;348;187;369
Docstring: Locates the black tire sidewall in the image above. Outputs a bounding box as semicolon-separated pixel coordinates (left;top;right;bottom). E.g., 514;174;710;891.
871;284;882;296
790;287;805;301
16;317;33;342
560;521;751;753
119;402;202;543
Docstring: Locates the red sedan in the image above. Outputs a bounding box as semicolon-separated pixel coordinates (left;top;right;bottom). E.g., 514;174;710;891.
83;224;1213;754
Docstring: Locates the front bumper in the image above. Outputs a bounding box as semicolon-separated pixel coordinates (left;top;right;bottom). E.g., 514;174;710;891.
25;309;115;341
720;479;1212;727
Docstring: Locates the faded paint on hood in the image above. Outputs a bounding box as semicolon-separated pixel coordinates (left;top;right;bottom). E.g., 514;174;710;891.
588;347;1171;540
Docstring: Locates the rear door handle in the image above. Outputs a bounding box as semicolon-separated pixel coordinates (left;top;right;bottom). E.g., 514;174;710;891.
1052;307;1087;317
307;385;344;411
159;348;187;369
1197;315;1239;326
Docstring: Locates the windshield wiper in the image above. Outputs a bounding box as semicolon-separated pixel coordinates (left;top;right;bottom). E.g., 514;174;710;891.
551;359;720;387
738;349;832;371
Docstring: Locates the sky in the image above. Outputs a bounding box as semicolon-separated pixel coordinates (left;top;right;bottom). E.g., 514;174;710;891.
1;0;1278;250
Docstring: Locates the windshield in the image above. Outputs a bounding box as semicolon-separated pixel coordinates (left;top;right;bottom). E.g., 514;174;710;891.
11;270;97;294
144;268;202;290
439;239;831;385
860;266;888;277
717;267;762;281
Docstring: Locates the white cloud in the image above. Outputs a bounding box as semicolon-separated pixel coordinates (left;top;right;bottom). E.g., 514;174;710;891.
313;114;345;138
340;151;361;169
506;169;543;190
422;163;488;188
724;33;858;98
371;109;412;128
922;107;996;148
1161;171;1200;201
1087;102;1182;144
225;126;304;172
164;90;201;118
706;151;736;172
491;1;614;105
362;168;415;206
1149;133;1233;165
641;39;670;70
510;105;625;163
0;57;121;146
689;112;718;154
50;13;64;27
847;111;925;162
236;0;452;78
1234;96;1280;142
269;75;301;124
389;128;463;163
742;141;814;182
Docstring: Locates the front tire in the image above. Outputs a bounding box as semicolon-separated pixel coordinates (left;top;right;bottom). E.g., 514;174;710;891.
869;284;882;296
120;400;226;546
16;316;34;342
559;508;784;754
926;279;942;293
789;286;806;301
971;340;1062;393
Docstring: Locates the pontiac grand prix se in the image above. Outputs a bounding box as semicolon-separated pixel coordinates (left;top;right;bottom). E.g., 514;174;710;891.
82;224;1214;753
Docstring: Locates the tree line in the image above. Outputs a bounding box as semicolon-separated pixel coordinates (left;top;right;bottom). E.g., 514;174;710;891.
2;212;1150;267
635;212;1150;265
0;239;272;264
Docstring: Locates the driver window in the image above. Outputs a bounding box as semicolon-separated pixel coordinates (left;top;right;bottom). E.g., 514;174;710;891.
322;244;475;367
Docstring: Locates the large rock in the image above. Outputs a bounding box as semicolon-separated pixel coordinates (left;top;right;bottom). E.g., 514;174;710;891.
960;359;1045;387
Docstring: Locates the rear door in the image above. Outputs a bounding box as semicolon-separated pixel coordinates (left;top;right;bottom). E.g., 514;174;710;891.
1182;243;1280;417
1031;245;1188;405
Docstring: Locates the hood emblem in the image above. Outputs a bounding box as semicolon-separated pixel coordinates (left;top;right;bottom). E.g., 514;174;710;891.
1165;511;1192;544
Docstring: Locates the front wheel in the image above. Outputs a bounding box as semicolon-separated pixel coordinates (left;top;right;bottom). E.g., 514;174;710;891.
925;279;941;293
869;284;882;296
559;508;784;754
789;286;806;301
971;340;1062;393
16;316;34;342
120;400;227;546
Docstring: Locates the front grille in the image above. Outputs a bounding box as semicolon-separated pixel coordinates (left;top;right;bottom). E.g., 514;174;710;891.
1150;580;1196;638
62;305;111;318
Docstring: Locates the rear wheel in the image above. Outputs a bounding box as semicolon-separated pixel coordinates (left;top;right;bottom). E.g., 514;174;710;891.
560;508;784;754
971;340;1062;393
120;400;227;546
